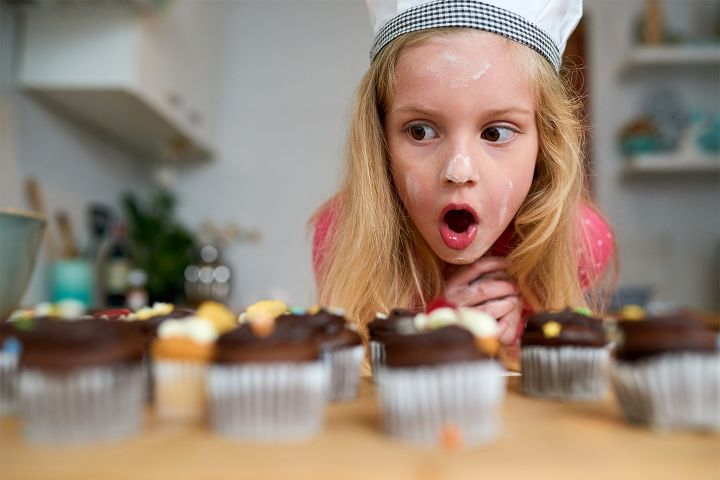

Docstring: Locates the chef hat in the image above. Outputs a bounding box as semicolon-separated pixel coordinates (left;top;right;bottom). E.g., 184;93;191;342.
366;0;582;71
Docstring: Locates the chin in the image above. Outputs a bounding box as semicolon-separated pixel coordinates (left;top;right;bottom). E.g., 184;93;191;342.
432;243;486;265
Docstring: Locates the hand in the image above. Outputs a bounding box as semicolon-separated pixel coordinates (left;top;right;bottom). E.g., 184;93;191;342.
444;256;524;345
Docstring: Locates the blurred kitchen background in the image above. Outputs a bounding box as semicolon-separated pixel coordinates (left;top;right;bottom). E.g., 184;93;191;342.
0;0;718;312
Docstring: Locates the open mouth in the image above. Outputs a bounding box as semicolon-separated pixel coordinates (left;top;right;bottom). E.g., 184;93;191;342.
444;209;475;233
439;205;479;250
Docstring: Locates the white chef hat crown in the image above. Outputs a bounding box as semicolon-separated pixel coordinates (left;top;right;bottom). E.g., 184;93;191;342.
366;0;582;71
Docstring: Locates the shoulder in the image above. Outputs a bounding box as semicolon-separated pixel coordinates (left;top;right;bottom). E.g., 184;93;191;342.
311;197;341;278
577;202;614;287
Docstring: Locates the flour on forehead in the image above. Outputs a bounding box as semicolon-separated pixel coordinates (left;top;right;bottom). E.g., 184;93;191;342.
417;51;493;89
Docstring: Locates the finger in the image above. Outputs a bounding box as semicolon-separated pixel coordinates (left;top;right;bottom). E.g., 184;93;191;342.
469;279;520;305
444;256;510;288
498;310;523;345
474;298;516;320
496;317;510;339
476;270;512;282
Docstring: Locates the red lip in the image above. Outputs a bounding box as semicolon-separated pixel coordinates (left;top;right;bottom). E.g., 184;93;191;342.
438;203;479;250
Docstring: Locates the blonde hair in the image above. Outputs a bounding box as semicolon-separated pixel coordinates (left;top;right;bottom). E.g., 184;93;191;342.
313;28;615;335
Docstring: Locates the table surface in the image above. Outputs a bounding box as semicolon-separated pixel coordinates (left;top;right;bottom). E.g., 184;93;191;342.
1;377;718;480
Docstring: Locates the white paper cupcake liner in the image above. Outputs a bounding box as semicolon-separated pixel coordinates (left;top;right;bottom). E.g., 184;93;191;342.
376;361;506;448
521;346;609;401
324;345;364;402
610;352;720;431
369;340;385;383
207;361;329;442
0;352;19;415
19;363;145;444
153;359;209;421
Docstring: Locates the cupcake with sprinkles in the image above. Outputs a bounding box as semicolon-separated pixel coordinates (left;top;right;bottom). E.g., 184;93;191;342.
521;308;610;401
376;298;505;448
208;305;329;441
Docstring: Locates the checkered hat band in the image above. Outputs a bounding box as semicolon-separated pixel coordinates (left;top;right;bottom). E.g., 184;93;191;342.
370;0;561;71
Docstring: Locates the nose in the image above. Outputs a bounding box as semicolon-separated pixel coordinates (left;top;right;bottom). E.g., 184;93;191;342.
442;153;480;186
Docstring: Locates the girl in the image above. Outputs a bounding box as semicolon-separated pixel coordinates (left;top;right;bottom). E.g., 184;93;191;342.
312;0;615;349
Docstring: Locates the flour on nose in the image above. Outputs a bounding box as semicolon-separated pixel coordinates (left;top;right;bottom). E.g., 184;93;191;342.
444;154;476;184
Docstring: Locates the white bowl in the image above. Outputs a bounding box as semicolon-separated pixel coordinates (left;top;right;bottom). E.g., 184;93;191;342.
0;208;46;321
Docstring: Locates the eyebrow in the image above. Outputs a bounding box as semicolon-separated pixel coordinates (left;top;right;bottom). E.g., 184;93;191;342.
390;105;534;117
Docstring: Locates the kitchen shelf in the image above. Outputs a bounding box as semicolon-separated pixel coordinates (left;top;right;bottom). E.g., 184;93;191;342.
623;44;720;70
17;3;221;162
621;153;720;177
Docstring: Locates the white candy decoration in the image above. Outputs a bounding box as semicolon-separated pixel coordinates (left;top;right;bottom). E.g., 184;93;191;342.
158;317;218;344
426;307;457;329
458;308;498;337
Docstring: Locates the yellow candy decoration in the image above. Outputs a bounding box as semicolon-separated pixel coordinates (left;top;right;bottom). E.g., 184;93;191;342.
136;302;174;321
619;305;646;321
244;300;288;322
542;321;562;338
197;301;237;333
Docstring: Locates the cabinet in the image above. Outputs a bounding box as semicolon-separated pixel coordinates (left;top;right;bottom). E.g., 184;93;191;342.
17;1;224;161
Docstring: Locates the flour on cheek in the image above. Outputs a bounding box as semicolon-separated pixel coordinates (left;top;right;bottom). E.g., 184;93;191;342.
402;173;423;207
497;178;515;226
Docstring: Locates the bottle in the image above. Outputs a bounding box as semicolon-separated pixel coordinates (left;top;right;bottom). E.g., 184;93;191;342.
104;222;130;307
126;269;149;311
85;204;113;306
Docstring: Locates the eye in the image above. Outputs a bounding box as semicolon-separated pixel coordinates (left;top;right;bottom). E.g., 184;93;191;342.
407;124;438;142
481;126;516;143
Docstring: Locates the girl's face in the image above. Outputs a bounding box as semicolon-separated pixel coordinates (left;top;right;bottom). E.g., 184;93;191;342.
385;31;539;265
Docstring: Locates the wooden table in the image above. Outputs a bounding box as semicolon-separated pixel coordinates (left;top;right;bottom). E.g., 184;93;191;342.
1;377;718;480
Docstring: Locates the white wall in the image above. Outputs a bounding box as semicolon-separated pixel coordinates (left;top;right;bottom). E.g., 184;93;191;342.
1;6;148;304
175;0;372;308
585;0;720;310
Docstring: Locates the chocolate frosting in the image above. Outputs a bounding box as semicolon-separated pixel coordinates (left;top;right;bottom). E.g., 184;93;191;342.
384;325;489;367
522;309;607;348
214;323;320;364
368;308;415;343
614;314;717;362
15;318;147;371
275;310;362;350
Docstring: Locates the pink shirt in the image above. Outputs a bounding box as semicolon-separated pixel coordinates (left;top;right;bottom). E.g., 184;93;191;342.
312;200;613;291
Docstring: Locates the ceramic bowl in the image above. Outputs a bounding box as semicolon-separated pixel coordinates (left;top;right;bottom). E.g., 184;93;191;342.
0;208;46;321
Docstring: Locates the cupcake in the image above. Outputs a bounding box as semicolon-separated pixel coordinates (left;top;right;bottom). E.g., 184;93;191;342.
521;308;609;401
0;321;26;415
151;314;220;421
610;313;719;430
376;302;505;448
276;307;364;402
208;321;329;441
95;303;197;404
17;318;147;444
368;308;414;378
